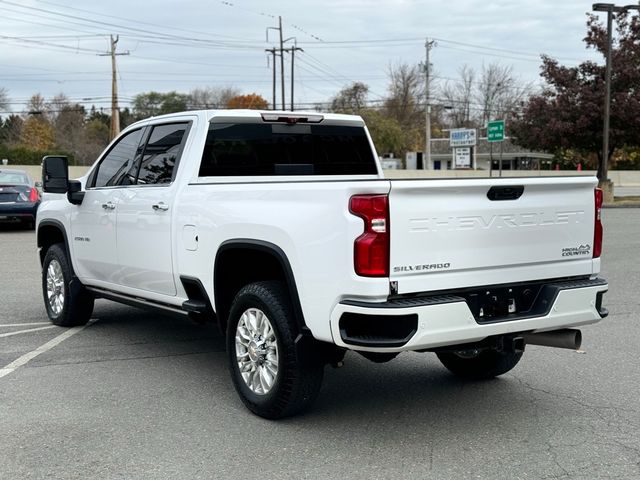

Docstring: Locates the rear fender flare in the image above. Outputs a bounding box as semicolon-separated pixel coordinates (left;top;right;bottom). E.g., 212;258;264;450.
214;239;308;333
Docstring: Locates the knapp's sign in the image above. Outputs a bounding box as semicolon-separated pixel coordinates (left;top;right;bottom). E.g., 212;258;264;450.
449;128;477;148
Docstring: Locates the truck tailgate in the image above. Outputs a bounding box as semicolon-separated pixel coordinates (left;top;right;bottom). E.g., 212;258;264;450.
388;177;598;295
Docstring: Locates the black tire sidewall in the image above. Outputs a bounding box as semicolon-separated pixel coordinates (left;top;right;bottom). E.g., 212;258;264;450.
437;349;523;380
41;244;93;327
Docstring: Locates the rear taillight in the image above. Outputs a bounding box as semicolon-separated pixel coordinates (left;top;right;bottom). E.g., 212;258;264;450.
593;188;603;258
349;194;389;277
29;187;40;203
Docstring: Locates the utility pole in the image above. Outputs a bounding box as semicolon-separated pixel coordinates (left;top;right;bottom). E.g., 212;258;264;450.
267;18;287;110
423;38;435;170
99;35;129;140
266;48;277;109
266;19;303;112
288;46;303;111
278;16;286;110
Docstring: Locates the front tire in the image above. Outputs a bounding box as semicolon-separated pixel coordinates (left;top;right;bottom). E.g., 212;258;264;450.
436;348;523;380
226;281;324;419
42;244;94;327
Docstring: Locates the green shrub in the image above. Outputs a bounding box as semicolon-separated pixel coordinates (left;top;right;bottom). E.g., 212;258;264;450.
0;145;75;166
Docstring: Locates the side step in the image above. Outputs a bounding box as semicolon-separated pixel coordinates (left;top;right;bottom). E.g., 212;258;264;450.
180;276;216;324
182;299;208;314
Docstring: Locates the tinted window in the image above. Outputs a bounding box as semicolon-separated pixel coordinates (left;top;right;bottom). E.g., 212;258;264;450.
199;123;378;176
94;129;144;187
137;123;188;184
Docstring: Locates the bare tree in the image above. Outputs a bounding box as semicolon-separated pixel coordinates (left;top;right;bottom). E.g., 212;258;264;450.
188;86;240;109
384;62;424;127
330;82;369;113
48;93;72;119
441;65;475;127
26;93;48;117
439;62;532;129
475;63;530;125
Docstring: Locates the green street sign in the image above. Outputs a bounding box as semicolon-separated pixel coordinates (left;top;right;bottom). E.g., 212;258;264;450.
487;120;505;142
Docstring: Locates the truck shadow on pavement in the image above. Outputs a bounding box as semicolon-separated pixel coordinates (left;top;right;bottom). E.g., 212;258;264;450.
89;301;542;431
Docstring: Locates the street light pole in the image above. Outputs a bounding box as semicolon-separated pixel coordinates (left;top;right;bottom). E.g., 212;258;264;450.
592;3;639;188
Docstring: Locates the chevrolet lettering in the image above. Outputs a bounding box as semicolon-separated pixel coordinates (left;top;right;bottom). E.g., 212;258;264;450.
409;210;585;232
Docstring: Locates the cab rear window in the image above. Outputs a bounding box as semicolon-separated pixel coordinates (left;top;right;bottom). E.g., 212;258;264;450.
198;123;378;176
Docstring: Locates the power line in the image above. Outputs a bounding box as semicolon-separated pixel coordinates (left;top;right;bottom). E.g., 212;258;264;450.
0;0;265;50
296;56;386;100
36;0;250;42
0;34;103;55
220;1;325;43
0;6;111;37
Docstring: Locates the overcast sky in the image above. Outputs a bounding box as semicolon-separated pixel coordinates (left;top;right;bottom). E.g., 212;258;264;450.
0;0;605;113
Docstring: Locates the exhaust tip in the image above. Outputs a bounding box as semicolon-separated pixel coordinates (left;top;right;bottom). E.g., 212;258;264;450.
522;329;582;350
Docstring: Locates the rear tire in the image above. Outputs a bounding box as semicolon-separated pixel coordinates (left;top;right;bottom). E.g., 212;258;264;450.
226;281;324;419
42;244;94;327
436;348;523;380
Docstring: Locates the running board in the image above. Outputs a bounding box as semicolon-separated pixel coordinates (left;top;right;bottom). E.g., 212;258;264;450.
86;287;188;317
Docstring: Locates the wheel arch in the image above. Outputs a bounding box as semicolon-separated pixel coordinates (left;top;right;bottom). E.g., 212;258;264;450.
214;239;307;334
37;219;74;272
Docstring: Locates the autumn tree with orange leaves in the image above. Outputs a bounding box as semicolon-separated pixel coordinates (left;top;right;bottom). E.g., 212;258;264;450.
226;93;269;110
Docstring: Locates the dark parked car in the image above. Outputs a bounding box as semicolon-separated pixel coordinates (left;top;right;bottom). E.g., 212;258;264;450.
0;169;41;229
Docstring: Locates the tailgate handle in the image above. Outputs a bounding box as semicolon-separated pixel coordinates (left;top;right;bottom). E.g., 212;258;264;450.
487;185;524;201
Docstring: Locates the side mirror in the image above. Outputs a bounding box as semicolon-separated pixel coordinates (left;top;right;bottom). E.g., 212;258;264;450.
67;180;85;205
42;156;69;194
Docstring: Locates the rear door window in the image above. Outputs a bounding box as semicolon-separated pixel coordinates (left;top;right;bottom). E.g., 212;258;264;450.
137;123;189;185
199;123;378;176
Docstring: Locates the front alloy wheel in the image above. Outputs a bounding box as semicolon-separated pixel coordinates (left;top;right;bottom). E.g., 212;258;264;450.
46;259;65;315
235;308;279;395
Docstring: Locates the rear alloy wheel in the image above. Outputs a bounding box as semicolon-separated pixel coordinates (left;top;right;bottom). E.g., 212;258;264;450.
234;307;279;395
42;244;94;327
436;348;523;380
227;281;324;419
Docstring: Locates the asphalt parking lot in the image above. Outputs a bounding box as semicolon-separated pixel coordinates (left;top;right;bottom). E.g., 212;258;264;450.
1;209;639;480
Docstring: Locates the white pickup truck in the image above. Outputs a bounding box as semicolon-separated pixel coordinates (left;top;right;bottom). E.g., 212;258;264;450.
37;110;608;419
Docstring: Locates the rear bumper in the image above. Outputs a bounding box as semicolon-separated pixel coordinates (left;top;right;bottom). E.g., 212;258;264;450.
0;203;38;223
330;278;608;353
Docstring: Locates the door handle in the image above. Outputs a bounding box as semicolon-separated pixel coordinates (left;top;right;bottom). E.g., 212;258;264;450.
101;201;116;210
487;185;524;201
152;202;169;211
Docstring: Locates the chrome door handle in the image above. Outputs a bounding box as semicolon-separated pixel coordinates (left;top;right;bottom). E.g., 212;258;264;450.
152;202;169;211
101;201;116;210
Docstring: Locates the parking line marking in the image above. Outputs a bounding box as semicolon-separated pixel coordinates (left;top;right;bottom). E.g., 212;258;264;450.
0;322;51;328
0;326;57;338
0;322;92;379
